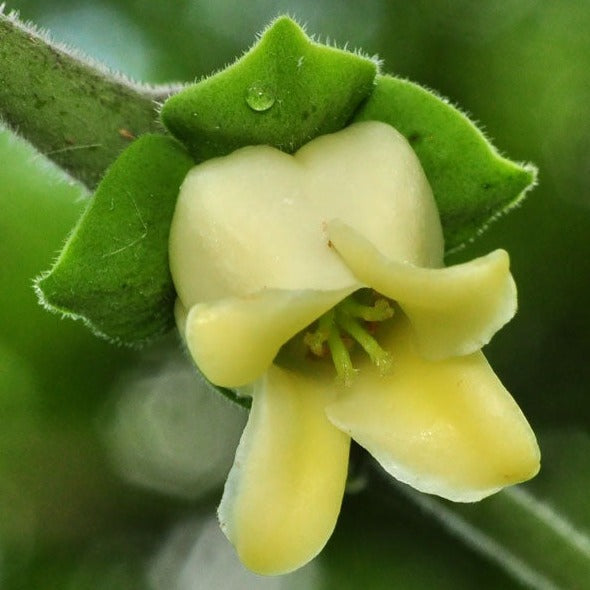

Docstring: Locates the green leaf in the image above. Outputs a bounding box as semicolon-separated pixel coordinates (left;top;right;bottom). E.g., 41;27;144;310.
160;16;377;161
397;429;590;588
35;135;194;346
353;75;537;252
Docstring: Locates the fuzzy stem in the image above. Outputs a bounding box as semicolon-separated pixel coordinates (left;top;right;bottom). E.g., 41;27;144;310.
0;10;180;189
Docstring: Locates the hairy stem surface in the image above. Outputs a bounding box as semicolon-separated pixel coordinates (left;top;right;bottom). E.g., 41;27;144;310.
0;10;179;188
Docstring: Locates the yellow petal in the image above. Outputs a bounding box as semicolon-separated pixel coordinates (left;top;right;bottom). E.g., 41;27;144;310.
169;121;443;308
184;288;354;388
326;316;539;502
169;145;356;306
328;220;517;359
299;121;444;269
218;364;350;575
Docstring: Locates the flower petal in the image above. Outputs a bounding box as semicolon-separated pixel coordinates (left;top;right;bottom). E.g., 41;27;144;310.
299;121;444;269
328;220;517;359
169;121;443;308
326;316;540;502
218;364;350;575
183;287;354;388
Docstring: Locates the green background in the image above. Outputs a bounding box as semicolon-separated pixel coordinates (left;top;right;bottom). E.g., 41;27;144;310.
2;1;590;588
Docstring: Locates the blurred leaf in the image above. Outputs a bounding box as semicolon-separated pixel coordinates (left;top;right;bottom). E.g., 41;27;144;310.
5;534;152;590
36;135;194;346
396;429;590;589
0;128;135;416
160;16;377;161
319;486;517;590
353;75;536;252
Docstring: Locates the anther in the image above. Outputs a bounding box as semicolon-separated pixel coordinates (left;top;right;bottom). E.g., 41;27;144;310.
339;297;394;322
304;310;334;357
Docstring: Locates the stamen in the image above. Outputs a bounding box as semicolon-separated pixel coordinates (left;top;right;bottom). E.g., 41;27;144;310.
302;291;395;381
337;312;393;375
327;327;357;386
303;310;334;357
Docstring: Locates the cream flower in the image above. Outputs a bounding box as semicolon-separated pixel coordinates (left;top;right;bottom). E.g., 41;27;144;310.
168;121;540;575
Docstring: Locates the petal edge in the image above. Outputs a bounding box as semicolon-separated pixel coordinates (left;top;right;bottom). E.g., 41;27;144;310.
326;317;540;502
218;365;350;574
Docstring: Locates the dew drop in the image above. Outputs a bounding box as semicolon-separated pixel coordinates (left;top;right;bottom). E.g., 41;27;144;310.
245;82;275;112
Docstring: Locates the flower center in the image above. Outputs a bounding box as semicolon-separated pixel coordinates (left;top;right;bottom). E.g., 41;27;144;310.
303;290;394;385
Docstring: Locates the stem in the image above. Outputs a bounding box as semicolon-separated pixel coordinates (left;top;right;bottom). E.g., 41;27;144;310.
0;9;181;189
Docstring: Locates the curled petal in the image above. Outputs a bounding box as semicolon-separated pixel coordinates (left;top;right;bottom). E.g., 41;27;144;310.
218;364;350;575
326;316;540;502
183;287;354;388
328;220;517;359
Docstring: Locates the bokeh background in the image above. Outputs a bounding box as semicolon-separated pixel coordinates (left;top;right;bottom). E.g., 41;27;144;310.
2;1;590;588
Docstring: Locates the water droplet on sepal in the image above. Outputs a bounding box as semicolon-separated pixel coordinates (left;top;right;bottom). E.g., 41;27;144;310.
245;82;276;112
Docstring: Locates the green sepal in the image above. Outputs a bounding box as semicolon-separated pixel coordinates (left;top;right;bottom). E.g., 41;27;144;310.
35;134;195;346
353;75;537;252
160;16;378;161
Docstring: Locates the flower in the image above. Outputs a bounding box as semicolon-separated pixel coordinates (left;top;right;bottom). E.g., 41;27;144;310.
168;121;540;575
